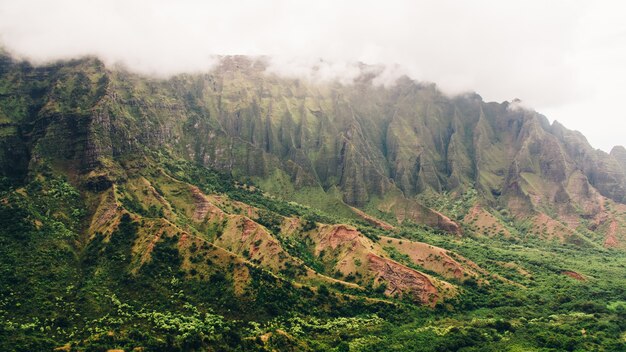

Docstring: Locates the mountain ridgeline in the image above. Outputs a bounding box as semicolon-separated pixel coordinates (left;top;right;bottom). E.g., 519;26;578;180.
2;54;625;246
1;53;626;351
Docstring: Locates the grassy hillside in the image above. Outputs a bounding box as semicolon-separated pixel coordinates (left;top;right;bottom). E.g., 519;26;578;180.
1;157;624;351
0;53;624;351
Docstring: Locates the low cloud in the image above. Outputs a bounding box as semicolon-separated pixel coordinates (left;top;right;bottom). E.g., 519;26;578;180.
1;0;625;150
264;57;364;85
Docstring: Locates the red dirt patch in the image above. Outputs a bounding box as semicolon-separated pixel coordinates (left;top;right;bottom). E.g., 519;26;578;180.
464;204;511;237
349;206;395;230
190;186;224;222
604;220;619;248
240;217;259;243
89;188;120;235
318;225;362;251
380;236;483;281
432;210;463;235
367;253;439;306
532;213;577;241
383;198;462;235
561;270;586;281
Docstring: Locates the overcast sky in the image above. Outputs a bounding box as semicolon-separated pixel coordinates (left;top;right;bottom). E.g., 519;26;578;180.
1;0;624;151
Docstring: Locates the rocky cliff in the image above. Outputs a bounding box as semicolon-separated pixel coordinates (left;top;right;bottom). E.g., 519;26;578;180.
1;53;625;247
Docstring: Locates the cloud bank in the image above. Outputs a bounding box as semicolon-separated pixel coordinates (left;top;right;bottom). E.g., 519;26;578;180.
1;0;625;151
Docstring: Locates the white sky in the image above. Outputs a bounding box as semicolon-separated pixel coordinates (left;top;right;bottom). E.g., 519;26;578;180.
0;0;624;151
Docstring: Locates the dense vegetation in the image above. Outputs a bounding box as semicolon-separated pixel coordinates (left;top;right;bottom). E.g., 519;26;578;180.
0;53;625;351
1;163;624;351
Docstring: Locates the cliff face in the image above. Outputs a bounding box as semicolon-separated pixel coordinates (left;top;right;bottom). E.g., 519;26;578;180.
610;145;626;173
1;54;625;245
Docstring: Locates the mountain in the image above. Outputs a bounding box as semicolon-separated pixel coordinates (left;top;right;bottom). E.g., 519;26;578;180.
0;53;625;351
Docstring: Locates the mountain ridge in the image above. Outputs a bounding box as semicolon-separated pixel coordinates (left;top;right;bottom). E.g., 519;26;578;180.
1;52;626;351
1;53;624;248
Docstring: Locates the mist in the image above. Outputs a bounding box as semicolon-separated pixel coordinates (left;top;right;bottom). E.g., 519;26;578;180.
1;0;625;151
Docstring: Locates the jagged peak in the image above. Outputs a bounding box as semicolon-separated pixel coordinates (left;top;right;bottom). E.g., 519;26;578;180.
610;145;626;155
610;145;626;171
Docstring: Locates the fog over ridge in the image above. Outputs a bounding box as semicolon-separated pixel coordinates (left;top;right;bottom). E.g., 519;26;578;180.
1;0;625;151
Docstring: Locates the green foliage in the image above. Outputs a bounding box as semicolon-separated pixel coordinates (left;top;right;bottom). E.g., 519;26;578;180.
0;133;623;351
422;188;478;220
2;51;626;351
2;173;626;351
2;165;625;351
256;209;283;235
141;233;183;278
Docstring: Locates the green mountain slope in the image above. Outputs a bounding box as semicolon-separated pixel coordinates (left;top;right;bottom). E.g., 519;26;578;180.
3;54;625;246
0;54;625;351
